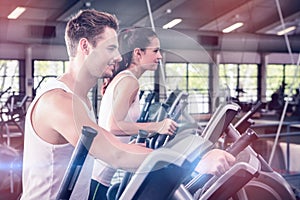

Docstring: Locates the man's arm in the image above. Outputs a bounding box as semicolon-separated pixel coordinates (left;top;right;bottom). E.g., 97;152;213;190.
31;89;152;172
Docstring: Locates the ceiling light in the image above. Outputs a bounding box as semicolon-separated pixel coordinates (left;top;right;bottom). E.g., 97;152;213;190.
277;26;296;36
163;18;182;29
8;7;26;19
222;22;244;33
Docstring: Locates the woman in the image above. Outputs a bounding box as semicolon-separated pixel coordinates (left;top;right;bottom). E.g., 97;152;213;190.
89;27;178;199
89;27;235;199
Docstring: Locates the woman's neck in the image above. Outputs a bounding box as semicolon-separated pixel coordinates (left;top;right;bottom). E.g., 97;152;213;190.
127;64;145;79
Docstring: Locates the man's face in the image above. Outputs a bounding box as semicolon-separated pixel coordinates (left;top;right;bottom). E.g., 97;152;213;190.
85;27;122;78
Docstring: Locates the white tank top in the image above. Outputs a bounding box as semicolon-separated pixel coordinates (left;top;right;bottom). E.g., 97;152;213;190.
21;79;96;200
92;70;140;186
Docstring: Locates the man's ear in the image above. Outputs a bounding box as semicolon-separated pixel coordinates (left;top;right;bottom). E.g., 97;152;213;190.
79;38;89;54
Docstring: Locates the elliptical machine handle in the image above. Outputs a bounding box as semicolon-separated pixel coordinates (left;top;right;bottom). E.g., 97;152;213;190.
136;130;148;143
185;128;258;194
225;128;258;157
56;126;97;200
114;130;149;200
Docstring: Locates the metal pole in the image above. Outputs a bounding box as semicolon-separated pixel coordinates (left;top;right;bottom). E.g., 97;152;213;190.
145;0;166;101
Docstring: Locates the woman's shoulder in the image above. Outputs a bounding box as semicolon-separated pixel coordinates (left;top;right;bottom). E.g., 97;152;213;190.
113;70;138;84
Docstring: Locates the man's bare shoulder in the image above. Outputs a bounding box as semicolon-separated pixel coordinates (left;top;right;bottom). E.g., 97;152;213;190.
38;88;72;110
30;88;75;144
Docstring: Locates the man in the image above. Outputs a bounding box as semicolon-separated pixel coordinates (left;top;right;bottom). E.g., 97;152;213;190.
21;9;151;200
21;9;235;200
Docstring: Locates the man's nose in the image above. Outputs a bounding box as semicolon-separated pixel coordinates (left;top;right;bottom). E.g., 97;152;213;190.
115;51;122;62
157;50;163;59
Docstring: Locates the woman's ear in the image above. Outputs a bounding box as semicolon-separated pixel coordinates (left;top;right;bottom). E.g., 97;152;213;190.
133;48;142;58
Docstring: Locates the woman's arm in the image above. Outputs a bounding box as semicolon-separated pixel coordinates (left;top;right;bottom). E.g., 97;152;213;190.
107;75;177;136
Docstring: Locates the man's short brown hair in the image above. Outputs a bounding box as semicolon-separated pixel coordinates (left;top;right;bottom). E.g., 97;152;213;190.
65;9;119;57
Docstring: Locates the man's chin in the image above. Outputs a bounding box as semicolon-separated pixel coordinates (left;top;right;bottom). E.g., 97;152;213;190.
101;72;114;78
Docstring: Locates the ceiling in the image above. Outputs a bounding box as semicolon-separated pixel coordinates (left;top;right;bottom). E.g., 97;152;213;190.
0;0;300;47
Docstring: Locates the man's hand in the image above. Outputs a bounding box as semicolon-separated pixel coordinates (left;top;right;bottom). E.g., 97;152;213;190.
195;149;236;176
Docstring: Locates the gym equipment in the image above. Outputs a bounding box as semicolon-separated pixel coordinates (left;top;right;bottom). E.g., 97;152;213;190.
56;126;97;200
153;89;190;149
225;124;296;200
113;130;149;200
187;128;261;200
117;102;240;200
116;101;296;199
223;101;262;150
107;90;191;200
234;101;263;133
137;91;156;123
200;103;240;143
185;128;258;195
106;91;156;200
186;123;296;200
0;93;28;146
180;99;296;199
119;132;213;200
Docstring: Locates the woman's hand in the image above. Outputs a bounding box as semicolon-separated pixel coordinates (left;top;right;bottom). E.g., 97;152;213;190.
156;118;178;135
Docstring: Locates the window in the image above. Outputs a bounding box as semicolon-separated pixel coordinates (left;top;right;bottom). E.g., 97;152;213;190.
284;64;300;95
139;70;155;91
165;63;210;114
0;60;20;100
165;63;187;90
187;63;209;114
33;60;68;95
219;64;258;102
266;64;300;101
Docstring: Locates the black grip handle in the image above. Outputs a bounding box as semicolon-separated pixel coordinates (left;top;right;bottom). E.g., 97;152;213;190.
56;126;97;200
136;130;148;143
154;134;167;149
137;92;156;122
225;128;258;157
235;101;262;131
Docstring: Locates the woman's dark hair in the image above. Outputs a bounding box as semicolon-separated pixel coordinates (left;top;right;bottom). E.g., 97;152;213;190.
117;27;158;73
101;27;158;95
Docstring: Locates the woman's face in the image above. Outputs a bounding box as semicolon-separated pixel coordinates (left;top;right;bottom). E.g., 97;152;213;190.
140;37;162;71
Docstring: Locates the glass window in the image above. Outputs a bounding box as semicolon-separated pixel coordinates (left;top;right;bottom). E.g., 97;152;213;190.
219;64;258;103
285;64;300;93
33;60;67;94
219;64;238;98
266;64;283;100
188;63;209;113
165;63;187;91
239;64;258;102
266;64;300;101
139;70;155;91
0;60;20;101
165;63;210;114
